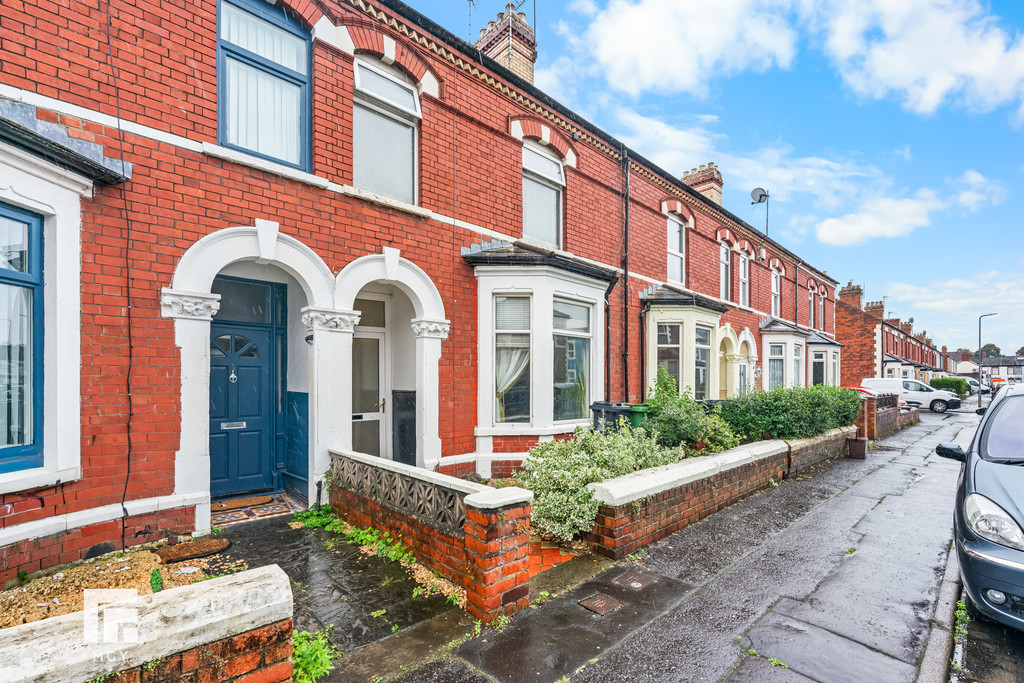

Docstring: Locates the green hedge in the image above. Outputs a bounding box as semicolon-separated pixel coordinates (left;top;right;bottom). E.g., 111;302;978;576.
716;386;862;442
642;368;738;453
930;377;969;398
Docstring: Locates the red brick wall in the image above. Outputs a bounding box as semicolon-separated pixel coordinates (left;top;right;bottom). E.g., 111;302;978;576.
0;0;838;557
0;506;194;586
105;619;293;683
836;299;879;386
587;451;788;559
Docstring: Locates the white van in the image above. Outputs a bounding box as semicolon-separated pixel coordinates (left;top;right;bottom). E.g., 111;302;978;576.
861;378;961;413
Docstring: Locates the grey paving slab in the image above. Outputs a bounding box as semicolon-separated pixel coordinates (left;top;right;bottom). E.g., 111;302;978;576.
727;653;817;682
458;567;690;682
742;611;918;683
387;660;495;683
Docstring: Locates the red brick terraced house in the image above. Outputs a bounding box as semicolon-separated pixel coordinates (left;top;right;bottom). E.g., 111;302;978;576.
0;0;842;581
835;282;952;387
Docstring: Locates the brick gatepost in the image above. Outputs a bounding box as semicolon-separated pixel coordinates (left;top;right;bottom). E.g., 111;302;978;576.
463;488;533;622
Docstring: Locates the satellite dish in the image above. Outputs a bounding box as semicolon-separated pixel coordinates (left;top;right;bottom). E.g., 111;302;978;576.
751;187;769;204
908;317;915;324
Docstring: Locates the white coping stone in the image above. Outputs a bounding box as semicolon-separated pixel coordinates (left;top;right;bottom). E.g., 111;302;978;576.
0;565;292;683
783;425;858;447
464;487;533;510
587;440;789;507
330;449;493;496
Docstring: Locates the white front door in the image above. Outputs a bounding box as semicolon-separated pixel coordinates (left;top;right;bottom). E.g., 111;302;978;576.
352;331;386;457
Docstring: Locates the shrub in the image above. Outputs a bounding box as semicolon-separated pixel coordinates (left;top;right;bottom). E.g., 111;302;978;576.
292;626;340;683
717;386;862;442
930;377;969;398
519;426;685;541
642;367;738;453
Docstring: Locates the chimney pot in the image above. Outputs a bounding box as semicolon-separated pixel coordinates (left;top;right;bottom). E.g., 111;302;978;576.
474;2;538;84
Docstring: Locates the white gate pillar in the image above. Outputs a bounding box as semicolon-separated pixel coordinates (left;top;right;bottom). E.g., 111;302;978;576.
412;319;450;468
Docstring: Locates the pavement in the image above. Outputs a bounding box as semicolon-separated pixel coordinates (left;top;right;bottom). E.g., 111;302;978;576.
385;409;982;683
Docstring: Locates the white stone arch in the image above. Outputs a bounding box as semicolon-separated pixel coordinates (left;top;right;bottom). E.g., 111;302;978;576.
718;324;740;398
161;222;339;531
738;328;759;394
334;247;450;469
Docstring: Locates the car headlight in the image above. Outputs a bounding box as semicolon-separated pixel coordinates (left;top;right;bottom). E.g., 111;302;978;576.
965;494;1024;551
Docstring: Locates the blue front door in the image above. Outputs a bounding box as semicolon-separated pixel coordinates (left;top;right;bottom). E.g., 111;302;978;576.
209;326;274;497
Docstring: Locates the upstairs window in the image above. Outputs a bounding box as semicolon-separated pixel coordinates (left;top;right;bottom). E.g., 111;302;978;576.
218;0;310;168
719;244;731;301
818;293;825;330
667;215;685;284
522;141;564;248
0;202;43;473
354;59;421;204
738;253;749;307
808;288;815;328
771;271;781;317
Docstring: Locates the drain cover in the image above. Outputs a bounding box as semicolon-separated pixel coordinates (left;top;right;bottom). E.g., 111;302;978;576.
614;570;654;591
579;593;622;616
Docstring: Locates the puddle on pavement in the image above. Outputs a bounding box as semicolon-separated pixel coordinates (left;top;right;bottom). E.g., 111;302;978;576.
219;517;452;653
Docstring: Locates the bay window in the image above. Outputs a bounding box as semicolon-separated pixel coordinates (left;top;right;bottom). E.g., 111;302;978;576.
218;0;310;168
494;296;531;423
769;344;784;391
353;59;421;204
657;324;682;390
0;202;43;473
695;327;711;400
667;216;685;284
553;300;591;421
522;142;564;247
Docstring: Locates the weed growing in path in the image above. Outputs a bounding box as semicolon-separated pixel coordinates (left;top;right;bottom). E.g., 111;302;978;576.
954;599;970;643
292;626;340;683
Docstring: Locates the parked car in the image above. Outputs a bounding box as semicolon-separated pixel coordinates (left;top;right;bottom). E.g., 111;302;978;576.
861;378;961;413
843;386;909;407
966;378;989;395
937;383;1024;630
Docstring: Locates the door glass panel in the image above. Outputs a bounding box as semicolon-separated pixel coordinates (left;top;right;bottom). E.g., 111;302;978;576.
212;277;271;324
239;342;261;358
353;337;380;413
355;299;386;328
353;420;381;457
0;216;29;272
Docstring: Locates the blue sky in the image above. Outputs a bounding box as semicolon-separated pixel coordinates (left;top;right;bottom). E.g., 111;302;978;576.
405;0;1024;355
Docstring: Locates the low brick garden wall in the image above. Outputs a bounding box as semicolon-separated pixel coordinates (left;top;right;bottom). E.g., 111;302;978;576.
786;426;858;474
857;396;921;440
0;565;293;683
329;450;533;622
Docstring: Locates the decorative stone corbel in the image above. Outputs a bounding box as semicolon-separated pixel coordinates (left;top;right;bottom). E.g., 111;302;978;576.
411;318;451;340
301;307;360;333
160;288;221;321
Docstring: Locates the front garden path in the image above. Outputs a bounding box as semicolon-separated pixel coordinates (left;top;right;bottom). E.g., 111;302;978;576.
391;409;977;683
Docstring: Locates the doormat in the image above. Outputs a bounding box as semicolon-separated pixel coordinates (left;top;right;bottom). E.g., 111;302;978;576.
157;538;231;564
211;495;273;512
210;494;302;528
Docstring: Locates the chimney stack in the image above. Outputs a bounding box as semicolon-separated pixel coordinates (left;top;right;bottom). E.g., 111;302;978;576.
864;300;885;320
474;3;537;84
885;317;901;328
838;281;863;310
681;163;723;205
901;322;913;335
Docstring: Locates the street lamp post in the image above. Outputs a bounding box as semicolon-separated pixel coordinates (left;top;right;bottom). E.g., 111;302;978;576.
979;312;997;408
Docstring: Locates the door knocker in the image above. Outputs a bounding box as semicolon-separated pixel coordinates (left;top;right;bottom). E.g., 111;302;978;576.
229;367;238;384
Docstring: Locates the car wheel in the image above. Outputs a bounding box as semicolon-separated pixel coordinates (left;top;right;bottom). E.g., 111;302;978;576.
931;400;948;413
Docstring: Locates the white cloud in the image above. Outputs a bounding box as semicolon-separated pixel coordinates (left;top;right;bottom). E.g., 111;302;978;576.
951;169;1008;212
568;0;599;17
815;190;945;246
884;270;1024;352
810;0;1024;117
894;145;912;162
584;0;798;97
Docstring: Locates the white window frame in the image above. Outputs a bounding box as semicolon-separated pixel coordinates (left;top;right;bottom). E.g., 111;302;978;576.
475;267;605;438
552;298;592;423
738;253;749;307
352;58;421;205
771;270;781;317
0;143;85;493
793;344;803;387
667;214;686;284
521;141;565;248
818;292;825;330
719;243;731;301
768;344;785;391
493;295;532;424
656;322;682;390
808;288;815;328
694;325;712;400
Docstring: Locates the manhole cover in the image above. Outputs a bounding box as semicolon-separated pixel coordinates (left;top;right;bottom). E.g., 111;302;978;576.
614;570;654;591
579;593;622;616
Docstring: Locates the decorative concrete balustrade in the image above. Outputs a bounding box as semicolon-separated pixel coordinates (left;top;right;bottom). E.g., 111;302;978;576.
329;450;533;622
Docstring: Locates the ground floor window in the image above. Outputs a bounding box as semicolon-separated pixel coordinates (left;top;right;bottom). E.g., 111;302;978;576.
553;299;591;421
657;323;681;389
769;344;784;391
793;344;803;387
812;351;825;385
694;327;711;400
495;295;531;423
832;353;839;386
0;202;43;474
